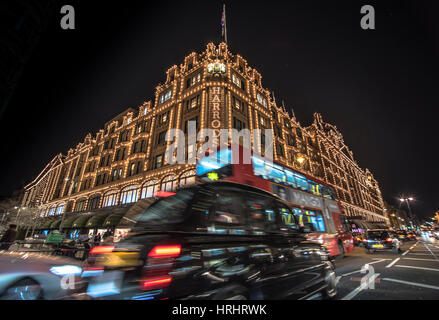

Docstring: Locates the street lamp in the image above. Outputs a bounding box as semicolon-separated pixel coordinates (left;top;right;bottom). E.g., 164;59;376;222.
296;156;305;164
400;197;416;229
59;177;77;233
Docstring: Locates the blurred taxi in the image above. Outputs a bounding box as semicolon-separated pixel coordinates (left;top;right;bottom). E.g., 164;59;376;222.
80;181;337;300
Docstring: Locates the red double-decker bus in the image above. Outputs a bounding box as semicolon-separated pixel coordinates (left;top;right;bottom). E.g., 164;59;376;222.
196;145;354;258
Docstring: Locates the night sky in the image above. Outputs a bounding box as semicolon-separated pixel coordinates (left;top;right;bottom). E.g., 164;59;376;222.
1;0;438;220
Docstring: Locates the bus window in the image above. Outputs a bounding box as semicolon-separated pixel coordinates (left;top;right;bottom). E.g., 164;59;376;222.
308;180;322;196
304;210;326;232
293;208;326;232
277;202;298;231
294;173;309;192
284;169;299;189
252;156;286;185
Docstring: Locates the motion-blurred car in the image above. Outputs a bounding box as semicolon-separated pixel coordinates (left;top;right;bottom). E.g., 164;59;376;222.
406;232;417;241
0;251;84;300
82;181;337;300
395;230;409;242
363;229;401;254
352;232;365;246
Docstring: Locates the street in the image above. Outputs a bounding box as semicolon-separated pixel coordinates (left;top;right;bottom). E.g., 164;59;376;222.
331;237;439;300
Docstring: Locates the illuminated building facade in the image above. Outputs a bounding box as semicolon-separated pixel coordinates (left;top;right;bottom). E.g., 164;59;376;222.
22;43;388;225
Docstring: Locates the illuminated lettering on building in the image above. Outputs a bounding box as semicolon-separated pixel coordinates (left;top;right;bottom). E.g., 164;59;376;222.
210;86;223;137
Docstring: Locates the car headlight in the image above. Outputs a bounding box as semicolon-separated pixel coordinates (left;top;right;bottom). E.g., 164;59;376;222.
49;265;82;277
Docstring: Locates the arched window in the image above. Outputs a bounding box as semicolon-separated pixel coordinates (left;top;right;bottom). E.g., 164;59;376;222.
161;175;177;192
120;185;139;204
87;194;101;210
103;190;118;207
55;203;65;215
140;180;159;199
179;170;196;187
74;198;87;212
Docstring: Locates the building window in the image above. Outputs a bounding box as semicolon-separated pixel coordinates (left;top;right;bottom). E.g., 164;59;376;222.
187;95;200;110
157;131;166;145
103;191;118;207
95;174;102;186
120;129;131;142
88;195;101;210
48;207;55;216
155;154;163;168
256;93;267;108
55;204;65;215
232;73;245;90
127;162;136;177
159;89;172;104
160;112;169;124
120;185;139;204
260;115;265;127
140;180;159;199
232;96;245;111
184;116;198;133
161;175;177;192
74;199;86;212
233;117;245;131
186;73;201;88
179;170;196;187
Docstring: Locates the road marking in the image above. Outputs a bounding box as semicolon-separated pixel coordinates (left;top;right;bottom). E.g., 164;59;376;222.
394;265;439;272
406;253;435;256
403;257;438;262
424;243;439;262
402;250;409;256
341;259;388;276
382;278;439;290
340;273;380;300
335;276;341;286
385;257;400;268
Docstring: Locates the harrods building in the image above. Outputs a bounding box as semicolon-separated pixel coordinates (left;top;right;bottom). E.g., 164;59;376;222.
22;43;388;235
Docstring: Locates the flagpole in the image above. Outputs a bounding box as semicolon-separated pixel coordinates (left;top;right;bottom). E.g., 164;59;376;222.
224;4;228;44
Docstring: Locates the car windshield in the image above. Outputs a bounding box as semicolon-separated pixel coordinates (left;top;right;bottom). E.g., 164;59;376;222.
135;189;195;225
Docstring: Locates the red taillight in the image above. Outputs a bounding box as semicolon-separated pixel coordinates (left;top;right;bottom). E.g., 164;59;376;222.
89;245;115;254
141;276;172;290
141;245;182;292
148;245;181;258
386;238;392;242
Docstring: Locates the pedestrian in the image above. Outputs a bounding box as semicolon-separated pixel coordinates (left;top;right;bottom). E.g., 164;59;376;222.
82;239;91;261
0;224;17;250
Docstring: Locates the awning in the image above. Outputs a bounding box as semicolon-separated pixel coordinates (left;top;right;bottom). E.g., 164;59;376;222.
86;213;110;229
39;219;54;230
118;198;156;227
349;219;370;230
50;219;62;229
103;213;124;228
60;215;80;229
72;214;92;228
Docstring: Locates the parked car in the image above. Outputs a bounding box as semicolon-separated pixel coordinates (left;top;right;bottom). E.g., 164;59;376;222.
363;229;401;254
82;181;337;300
